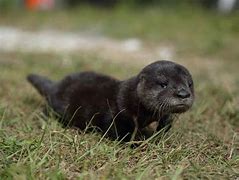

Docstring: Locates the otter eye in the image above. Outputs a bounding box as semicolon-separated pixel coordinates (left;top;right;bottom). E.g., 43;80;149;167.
159;82;168;89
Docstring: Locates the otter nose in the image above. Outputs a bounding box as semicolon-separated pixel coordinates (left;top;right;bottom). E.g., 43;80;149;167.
177;88;190;99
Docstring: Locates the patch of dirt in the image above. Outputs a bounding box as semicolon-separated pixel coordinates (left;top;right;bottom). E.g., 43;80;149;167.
0;26;175;66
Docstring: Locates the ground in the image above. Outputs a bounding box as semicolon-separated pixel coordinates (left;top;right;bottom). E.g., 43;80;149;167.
0;6;239;179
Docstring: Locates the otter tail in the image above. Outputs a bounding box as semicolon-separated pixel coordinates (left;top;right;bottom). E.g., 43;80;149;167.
27;74;55;97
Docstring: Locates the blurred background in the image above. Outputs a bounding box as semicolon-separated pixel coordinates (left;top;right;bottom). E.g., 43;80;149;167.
0;0;238;79
1;0;239;12
0;0;238;63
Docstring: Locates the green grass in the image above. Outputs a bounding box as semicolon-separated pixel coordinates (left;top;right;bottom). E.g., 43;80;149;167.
0;6;239;179
0;52;238;179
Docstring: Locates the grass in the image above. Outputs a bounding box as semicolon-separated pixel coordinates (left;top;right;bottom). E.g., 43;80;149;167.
0;6;239;179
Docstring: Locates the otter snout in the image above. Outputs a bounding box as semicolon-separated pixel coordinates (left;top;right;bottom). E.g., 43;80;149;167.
170;87;194;113
176;88;191;99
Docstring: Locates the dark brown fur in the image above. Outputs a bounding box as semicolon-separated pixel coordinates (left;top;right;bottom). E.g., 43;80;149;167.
27;60;194;141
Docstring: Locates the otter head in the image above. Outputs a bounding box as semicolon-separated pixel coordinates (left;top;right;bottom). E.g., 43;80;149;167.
137;60;194;115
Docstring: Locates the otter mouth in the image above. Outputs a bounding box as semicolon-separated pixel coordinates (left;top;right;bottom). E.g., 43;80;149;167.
171;104;191;113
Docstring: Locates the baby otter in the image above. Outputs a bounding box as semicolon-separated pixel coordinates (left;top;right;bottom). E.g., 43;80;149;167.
27;60;194;141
